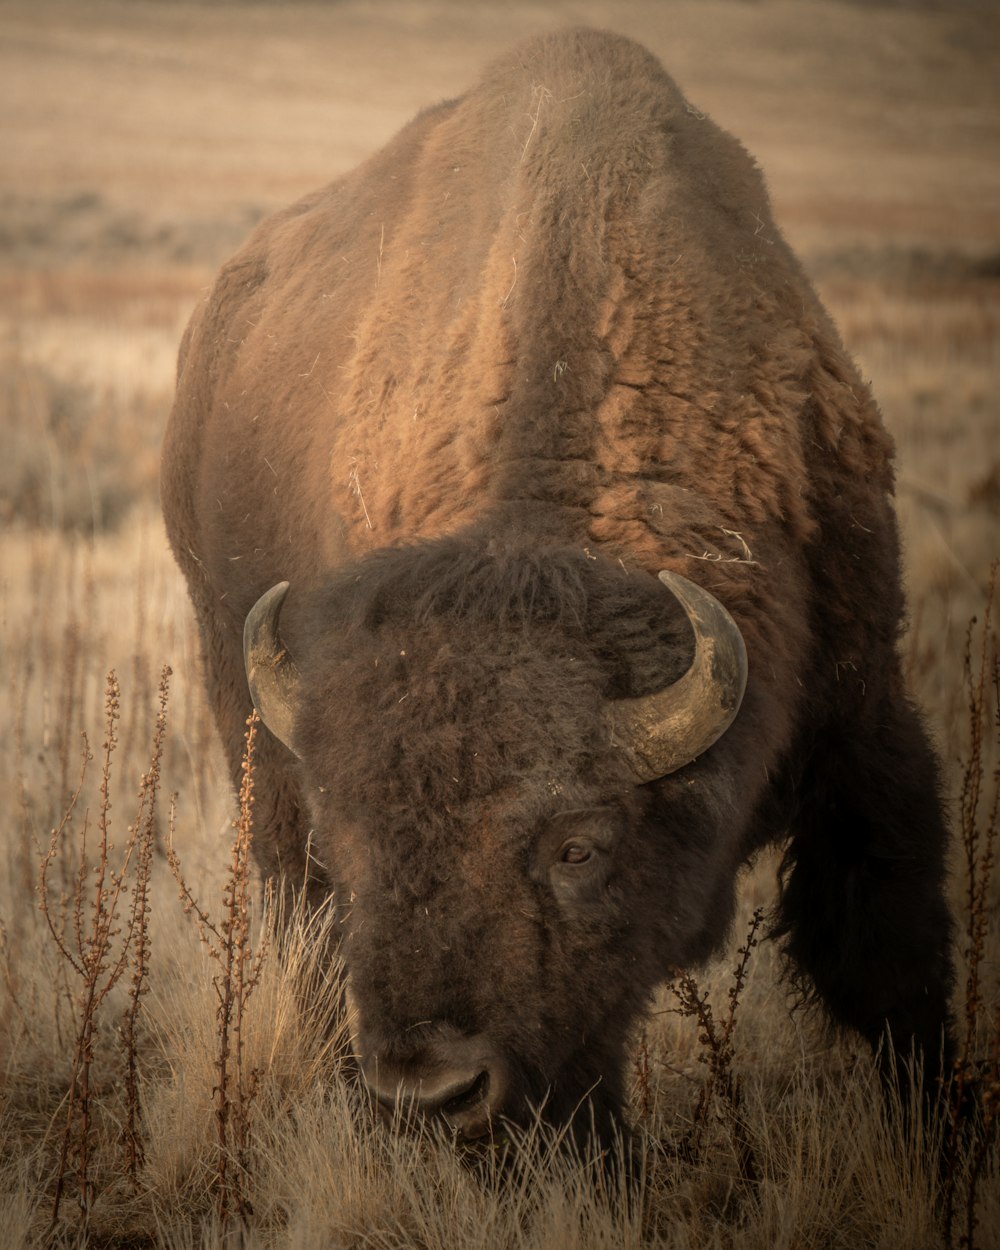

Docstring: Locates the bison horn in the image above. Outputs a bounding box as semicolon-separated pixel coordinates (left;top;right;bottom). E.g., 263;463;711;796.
243;581;303;757
606;571;748;783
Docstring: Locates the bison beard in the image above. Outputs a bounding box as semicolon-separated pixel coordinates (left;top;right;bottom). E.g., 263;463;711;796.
161;29;955;1154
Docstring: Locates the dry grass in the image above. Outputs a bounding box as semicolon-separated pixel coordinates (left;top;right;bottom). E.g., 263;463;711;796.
1;1;999;1246
0;528;997;1243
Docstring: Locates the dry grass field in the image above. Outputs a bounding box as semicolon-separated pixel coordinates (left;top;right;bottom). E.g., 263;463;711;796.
1;2;999;1246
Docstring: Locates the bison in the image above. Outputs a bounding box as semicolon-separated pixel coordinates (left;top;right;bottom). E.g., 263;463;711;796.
161;29;954;1149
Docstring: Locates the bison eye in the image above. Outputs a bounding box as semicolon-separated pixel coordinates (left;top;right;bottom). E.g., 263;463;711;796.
559;843;593;866
529;806;621;900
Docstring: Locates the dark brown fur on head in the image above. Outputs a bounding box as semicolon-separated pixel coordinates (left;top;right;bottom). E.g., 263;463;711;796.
288;534;739;1141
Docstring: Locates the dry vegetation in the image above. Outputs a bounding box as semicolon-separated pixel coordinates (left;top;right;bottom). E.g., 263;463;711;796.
1;2;998;1246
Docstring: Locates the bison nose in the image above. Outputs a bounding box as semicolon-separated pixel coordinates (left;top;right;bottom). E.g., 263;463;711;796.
362;1037;510;1141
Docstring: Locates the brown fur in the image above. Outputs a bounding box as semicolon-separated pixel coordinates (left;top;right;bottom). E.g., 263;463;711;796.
162;30;953;1145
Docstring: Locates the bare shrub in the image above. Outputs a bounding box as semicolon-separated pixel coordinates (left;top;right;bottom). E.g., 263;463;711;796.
666;907;765;1193
943;563;1000;1250
38;667;168;1236
167;711;271;1228
121;666;172;1188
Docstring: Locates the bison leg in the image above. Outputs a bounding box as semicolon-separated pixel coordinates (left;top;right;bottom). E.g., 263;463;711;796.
776;693;955;1106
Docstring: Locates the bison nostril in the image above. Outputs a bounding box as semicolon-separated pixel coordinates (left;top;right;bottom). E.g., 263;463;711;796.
441;1068;490;1120
365;1064;492;1118
361;1039;509;1140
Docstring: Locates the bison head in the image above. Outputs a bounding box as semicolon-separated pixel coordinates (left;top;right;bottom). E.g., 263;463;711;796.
243;536;746;1149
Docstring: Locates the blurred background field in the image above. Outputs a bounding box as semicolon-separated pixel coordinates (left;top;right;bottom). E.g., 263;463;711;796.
1;2;998;1247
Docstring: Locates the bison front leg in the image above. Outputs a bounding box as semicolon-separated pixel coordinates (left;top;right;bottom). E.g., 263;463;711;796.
776;693;955;1110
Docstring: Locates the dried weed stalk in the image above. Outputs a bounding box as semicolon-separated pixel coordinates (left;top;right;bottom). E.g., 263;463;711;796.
168;710;271;1227
120;664;172;1186
37;666;172;1232
944;562;999;1250
670;906;764;1188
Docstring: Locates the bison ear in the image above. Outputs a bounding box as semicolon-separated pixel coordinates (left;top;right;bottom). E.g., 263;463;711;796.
605;570;748;783
243;581;304;758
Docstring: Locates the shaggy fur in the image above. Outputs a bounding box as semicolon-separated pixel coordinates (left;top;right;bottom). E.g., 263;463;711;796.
161;29;954;1143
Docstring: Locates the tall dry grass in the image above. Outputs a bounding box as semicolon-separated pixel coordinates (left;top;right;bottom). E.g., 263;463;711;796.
0;246;997;1246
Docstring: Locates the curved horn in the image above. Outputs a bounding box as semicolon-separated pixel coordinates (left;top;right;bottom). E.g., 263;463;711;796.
606;570;748;783
243;581;303;757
